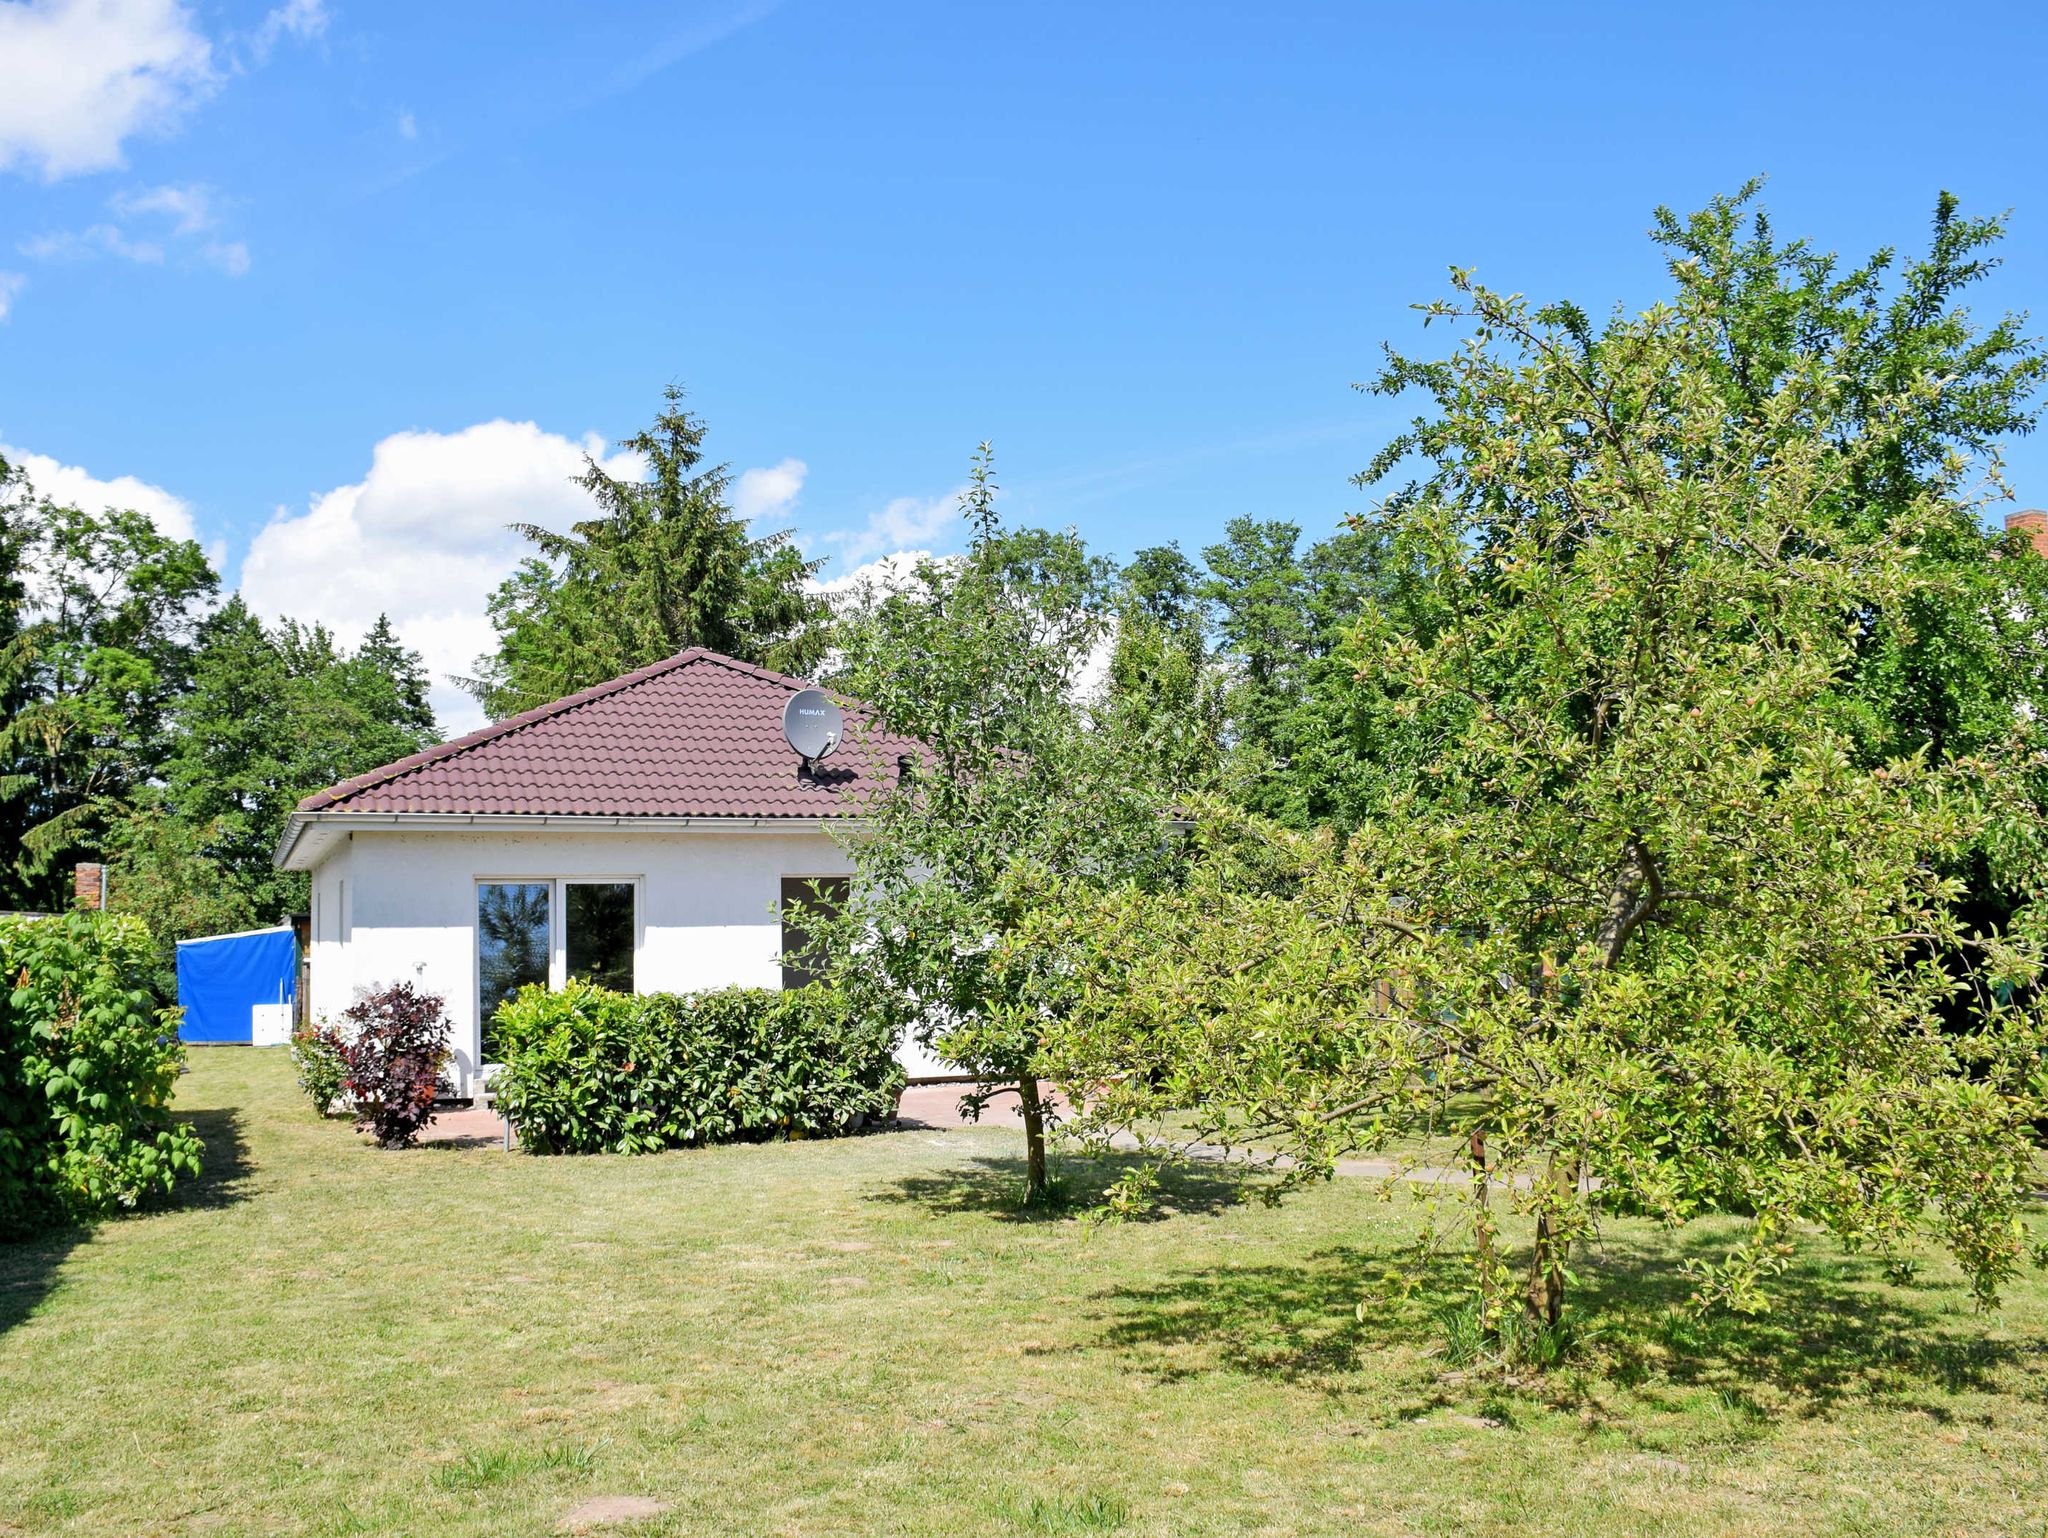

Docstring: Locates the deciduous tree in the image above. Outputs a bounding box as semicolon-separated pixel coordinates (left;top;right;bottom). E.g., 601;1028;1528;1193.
824;448;1173;1202
1036;266;2048;1338
151;598;439;925
1098;543;1226;796
0;473;216;907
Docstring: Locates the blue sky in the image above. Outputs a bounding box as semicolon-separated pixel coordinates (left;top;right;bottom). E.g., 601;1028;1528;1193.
4;0;2047;730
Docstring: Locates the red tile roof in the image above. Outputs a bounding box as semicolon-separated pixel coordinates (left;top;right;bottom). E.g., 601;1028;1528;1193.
295;649;922;819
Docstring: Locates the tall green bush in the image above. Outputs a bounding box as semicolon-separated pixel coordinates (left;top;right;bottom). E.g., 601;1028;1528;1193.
489;982;903;1155
0;912;203;1234
289;1020;349;1117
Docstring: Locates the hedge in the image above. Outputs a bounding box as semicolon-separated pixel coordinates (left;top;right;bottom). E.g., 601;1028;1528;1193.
0;911;203;1235
489;982;905;1154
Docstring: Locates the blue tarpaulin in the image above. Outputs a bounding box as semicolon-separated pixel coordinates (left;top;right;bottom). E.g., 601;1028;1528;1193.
175;926;298;1044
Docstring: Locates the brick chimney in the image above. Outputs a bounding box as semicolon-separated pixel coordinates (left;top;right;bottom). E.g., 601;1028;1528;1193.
72;863;106;911
2007;509;2048;558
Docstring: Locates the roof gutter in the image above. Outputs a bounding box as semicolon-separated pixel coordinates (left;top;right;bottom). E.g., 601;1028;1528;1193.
274;805;1194;869
272;809;861;870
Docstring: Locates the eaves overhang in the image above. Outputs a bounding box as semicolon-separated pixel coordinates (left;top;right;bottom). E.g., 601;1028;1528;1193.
272;809;859;872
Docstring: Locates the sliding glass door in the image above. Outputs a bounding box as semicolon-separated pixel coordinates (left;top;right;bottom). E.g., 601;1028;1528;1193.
478;882;550;1063
476;878;639;1066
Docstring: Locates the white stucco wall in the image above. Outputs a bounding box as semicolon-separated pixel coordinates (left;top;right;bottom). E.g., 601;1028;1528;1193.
307;841;352;1027
302;826;952;1090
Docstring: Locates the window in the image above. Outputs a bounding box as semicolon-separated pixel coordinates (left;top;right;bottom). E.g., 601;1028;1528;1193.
780;875;850;990
477;882;550;1061
476;878;640;1065
566;881;636;993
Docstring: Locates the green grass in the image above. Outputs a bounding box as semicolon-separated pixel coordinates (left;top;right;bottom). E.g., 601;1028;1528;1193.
2;1050;2046;1537
987;1491;1130;1533
432;1441;604;1491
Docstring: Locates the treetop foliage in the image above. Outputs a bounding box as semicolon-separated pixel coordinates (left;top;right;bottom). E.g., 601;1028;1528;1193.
0;465;217;896
467;384;830;719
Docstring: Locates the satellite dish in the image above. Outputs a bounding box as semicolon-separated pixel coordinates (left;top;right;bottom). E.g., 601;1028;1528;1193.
782;689;843;771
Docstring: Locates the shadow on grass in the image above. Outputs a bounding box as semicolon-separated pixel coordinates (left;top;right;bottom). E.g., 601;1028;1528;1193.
0;1106;248;1338
1095;1243;1421;1382
1093;1228;2046;1416
869;1150;1252;1224
0;1223;80;1339
1572;1236;2046;1418
182;1105;255;1211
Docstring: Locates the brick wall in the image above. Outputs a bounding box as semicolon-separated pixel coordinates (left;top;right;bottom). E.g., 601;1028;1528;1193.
2008;510;2048;558
72;863;105;911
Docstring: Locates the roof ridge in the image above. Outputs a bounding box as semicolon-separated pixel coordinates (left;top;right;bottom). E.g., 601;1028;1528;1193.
295;646;787;812
685;649;817;692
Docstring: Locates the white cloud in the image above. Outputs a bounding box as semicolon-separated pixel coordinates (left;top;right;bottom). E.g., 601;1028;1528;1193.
239;420;639;736
820;487;964;566
243;0;325;65
1;442;199;544
731;457;805;522
0;272;26;319
19;222;166;263
396;108;417;140
202;237;249;275
809;549;937;598
111;179;212;232
1074;620;1116;704
22;181;248;276
0;0;217;181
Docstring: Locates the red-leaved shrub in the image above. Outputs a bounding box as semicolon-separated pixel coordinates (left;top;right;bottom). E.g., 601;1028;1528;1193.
340;983;451;1148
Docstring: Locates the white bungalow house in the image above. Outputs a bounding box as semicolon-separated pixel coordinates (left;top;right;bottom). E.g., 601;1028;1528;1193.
272;648;947;1092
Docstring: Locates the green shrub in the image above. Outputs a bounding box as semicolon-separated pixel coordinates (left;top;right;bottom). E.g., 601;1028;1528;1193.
289;1020;349;1117
0;911;203;1235
489;982;905;1155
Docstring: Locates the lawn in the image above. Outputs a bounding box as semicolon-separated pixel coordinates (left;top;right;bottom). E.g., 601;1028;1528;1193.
2;1051;2045;1538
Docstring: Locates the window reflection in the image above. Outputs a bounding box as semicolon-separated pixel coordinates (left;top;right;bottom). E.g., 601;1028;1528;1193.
780;875;850;990
566;882;635;994
478;882;550;1061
